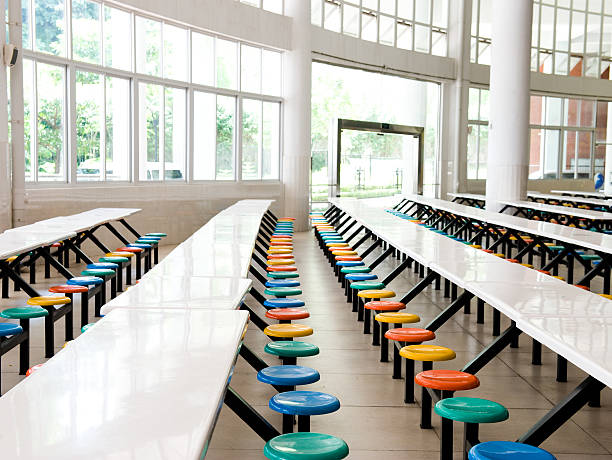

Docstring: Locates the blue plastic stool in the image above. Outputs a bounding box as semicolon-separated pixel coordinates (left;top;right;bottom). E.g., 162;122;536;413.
270;390;340;433
469;441;556;460
264;298;306;309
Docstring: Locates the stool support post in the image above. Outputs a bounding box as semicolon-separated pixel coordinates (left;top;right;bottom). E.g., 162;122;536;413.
224;386;281;442
297;415;310;432
420;361;433;429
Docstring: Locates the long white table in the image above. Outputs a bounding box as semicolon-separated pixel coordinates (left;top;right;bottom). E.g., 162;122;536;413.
527;191;612;210
0;308;249;459
500;199;612;227
551;189;612;199
327;197;612;444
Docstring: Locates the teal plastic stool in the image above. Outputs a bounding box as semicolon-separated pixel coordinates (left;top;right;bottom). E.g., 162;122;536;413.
265;287;303;298
264;341;320;365
435;397;509;460
0;306;48;376
264;432;349;460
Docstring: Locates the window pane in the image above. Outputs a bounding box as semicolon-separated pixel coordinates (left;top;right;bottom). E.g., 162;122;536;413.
571;11;585;54
37;63;65;181
138;82;161;180
380;0;395;15
414;0;431;23
431;30;446;56
104;6;131;71
23;59;34;180
576;131;592;177
562;130;577;178
216;38;238;90
242;99;261;180
263;102;280;180
432;0;447;28
241;44;262;93
543;129;560;178
594;144;605;175
361;11;377;42
136;16;161;76
106;76;130;181
192;32;214;86
22;0;31;49
379;15;395;46
477;125;488;179
76;71;102;181
193;91;216;180
343;4;360;37
414;24;430;53
478;0;492;38
397;22;413;50
72;0;100;64
540;6;554;50
467;124;478;179
468;88;480;121
163;24;188;81
262;0;282;14
564;98;581;126
479;89;489;120
164;87;186;180
35;0;66;56
311;0;322;26
545;97;562;125
530;95;544;124
216;95;235;180
529;128;543;179
323;1;340;32
262;50;282;96
555;8;570;52
398;0;413;20
580;100;595;127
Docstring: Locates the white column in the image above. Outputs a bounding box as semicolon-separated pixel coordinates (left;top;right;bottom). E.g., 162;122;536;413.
485;0;533;212
0;1;14;231
282;0;311;231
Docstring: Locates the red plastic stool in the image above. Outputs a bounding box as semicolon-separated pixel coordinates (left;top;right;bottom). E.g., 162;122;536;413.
266;308;310;323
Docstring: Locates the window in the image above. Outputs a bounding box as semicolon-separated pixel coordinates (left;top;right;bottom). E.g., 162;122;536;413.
472;0;612;80
72;0;100;64
136;16;161;77
22;1;283;185
138;83;186;181
240;0;285;14
313;0;449;57
468;87;606;180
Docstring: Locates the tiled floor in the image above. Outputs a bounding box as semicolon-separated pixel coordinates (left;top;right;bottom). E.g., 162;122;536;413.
207;231;612;460
0;233;610;459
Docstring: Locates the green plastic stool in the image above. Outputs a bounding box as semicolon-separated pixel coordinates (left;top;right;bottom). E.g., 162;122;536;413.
1;306;48;376
268;272;300;279
265;287;303;298
146;232;167;237
264;432;349;460
265;341;320;365
340;267;371;274
349;281;385;290
81;323;95;333
435;397;509;460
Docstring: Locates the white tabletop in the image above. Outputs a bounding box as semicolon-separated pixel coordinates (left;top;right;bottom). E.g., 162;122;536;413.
0;308;249;460
400;194;612;254
499;199;612;221
0;230;75;260
551;190;612;199
527;192;612;208
100;275;252;315
447;192;486;202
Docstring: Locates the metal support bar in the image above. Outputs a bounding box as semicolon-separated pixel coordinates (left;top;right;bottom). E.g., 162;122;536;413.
425;291;475;332
351;231;373;250
399;271;437;304
369;247;395;270
103;222;131;246
461;324;521;375
249;265;269;285
345;225;365;244
359;239;382;260
382;258;411;285
240;303;270;332
118;218;142;238
224;386;281;442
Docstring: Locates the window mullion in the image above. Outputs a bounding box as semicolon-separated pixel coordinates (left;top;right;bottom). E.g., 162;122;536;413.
102;74;107;181
33;60;39;182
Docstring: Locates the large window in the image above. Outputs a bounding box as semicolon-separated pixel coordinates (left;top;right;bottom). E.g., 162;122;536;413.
312;0;449;57
472;0;612;79
21;0;283;184
467;87;608;180
239;0;284;15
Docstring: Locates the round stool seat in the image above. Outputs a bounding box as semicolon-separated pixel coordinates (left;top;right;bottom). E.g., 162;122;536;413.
270;241;294;247
268;254;295;260
106;251;134;258
268;249;293;255
264;341;320;358
365;300;405;311
415;370;480;391
435;397;509;424
0;323;23;337
345;273;377;281
350;281;385;290
335;256;362;262
257;365;320;386
357;289;395;299
400;344;456;362
266;280;301;288
146;232;167;237
270;247;293;251
279;217;295;221
265;323;313;338
266;308;310;321
99;257;129;263
81;269;115;277
86;262;118;270
336;261;364;267
267;259;296;266
116;247;143;253
81;323;95;333
128;243;152;249
27;296;71;307
67;276;104;286
268;272;300;280
267;266;298;272
326;243;349;247
49;285;88;294
1;306;49;319
26;363;43;376
375;312;420;324
331;250;357;256
340;267;371;274
264;298;306;309
386;328;435;342
264;433;349;460
600;294;612;300
265;287;302;297
137;237;160;242
270;391;340;416
469;441;556;460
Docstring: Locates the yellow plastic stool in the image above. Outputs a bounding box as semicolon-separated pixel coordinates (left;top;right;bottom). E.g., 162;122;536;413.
27;296;71;306
357;289;395;299
375;312;420;324
264;323;313;339
267;259;296;266
268;249;293;254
